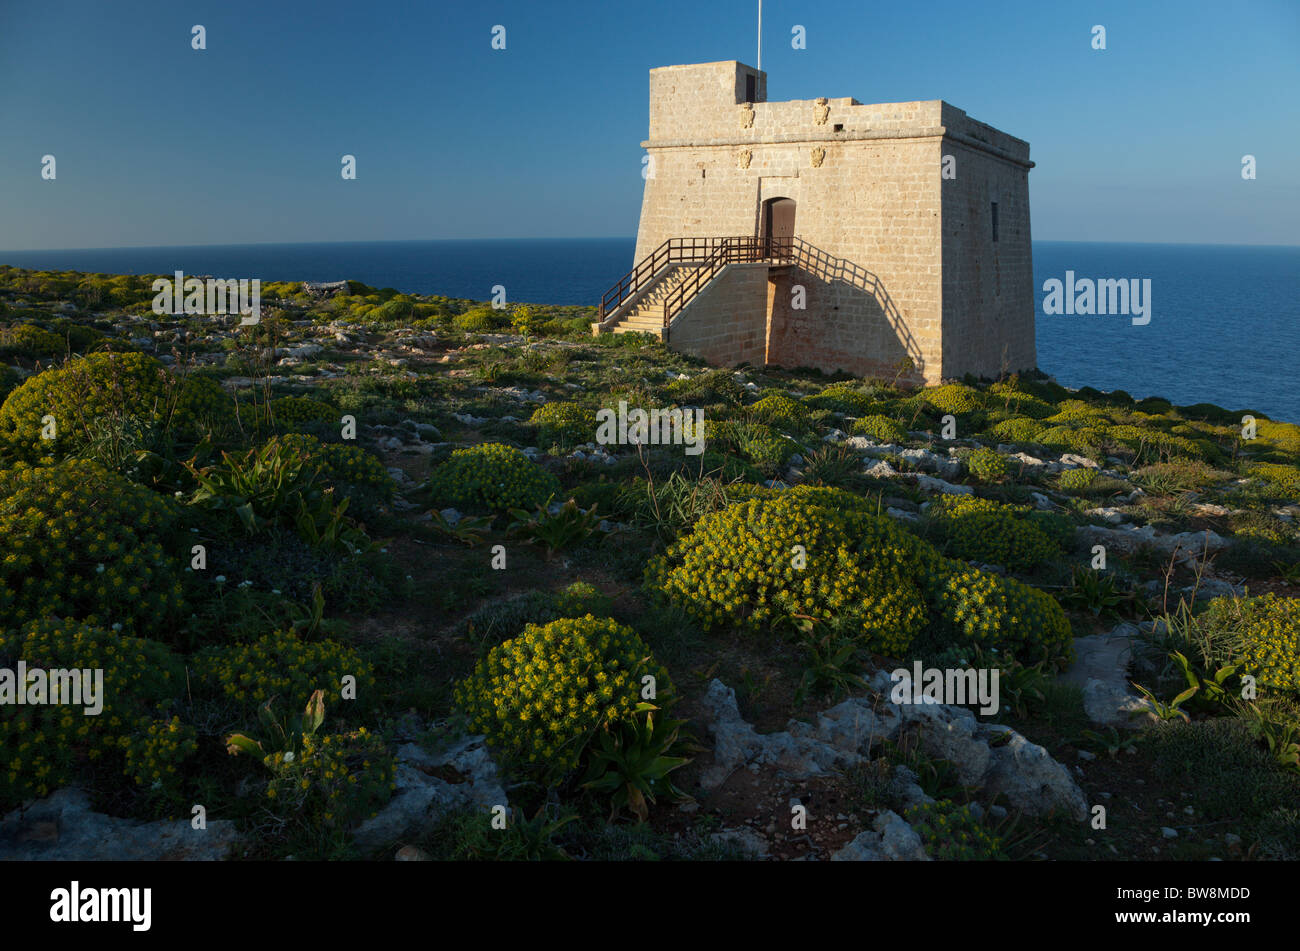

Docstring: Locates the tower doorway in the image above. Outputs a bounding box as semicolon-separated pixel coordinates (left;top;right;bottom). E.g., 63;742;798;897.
762;197;796;259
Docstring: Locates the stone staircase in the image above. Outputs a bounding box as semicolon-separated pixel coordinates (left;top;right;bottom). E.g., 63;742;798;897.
604;264;698;336
594;236;792;340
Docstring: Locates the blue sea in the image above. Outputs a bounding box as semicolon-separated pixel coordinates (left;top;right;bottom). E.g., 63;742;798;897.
2;239;1296;422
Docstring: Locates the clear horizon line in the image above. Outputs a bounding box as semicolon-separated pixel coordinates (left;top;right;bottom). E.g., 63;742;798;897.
1;236;1298;256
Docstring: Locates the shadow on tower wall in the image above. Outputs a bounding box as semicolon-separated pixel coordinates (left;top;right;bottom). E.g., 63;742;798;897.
767;240;927;384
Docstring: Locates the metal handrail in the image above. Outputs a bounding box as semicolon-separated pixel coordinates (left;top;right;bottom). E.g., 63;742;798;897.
598;234;924;376
597;236;757;319
659;236;791;326
598;234;809;328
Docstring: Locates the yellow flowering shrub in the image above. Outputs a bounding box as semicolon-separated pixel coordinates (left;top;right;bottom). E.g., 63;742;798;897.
904;800;1001;860
454;615;671;780
453;306;507;333
803;384;883;416
319;443;394;497
925;495;1067;573
529;401;597;450
1256;419;1300;457
282;433;395;498
645;494;929;654
0;352;232;460
1105;424;1204;462
984;417;1047;445
0;459;184;632
262;727;395;829
1201;594;1300;693
0;618;184;808
986;382;1055;419
750;392;811;432
926;560;1073;667
199;629;377;715
647;488;1074;665
171;374;233;434
1043;400;1112;426
118;716;198;807
0;322;63;358
1057;466;1099;491
1249;462;1300;500
852;415;907;443
1037;425;1105;459
966;447;1009;482
922;384;985;418
267;396;339;430
426;442;560;513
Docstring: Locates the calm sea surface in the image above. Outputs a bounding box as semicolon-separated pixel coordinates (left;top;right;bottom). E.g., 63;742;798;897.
2;239;1296;422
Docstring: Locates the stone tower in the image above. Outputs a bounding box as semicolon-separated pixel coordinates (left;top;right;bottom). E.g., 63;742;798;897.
595;60;1037;385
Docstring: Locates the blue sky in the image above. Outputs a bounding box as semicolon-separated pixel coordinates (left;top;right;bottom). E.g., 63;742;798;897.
1;0;1296;250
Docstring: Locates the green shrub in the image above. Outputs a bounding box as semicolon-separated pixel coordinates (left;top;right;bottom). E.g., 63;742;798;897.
200;629;378;715
0;459;184;632
1147;717;1300;823
554;581;613;618
665;368;746;406
186;435;371;551
462;590;559;647
368;298;415;322
925;495;1066;574
0;323;64;358
426;442;561;514
530;401;597;451
0;618;185;807
735;422;798;474
925;560;1073;666
922;384;984;418
966;447;1008;483
1199;594;1300;694
268;396;339;430
1134;396;1173;415
986;382;1055;419
904;800;1001;860
1057;466;1099;491
891;395;941;431
852;415;907;443
1037;425;1104;459
0;352;233;460
262;726;394;830
454;615;672;780
1249;463;1300;500
454;306;507;333
1105;424;1204;463
749;392;810;432
803;383;883;416
985;417;1046;445
0;367;19;404
645;494;928;655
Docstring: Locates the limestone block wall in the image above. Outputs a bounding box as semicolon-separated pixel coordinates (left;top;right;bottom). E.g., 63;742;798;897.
648;61;767;144
766;266;922;382
939;135;1036;380
665;264;769;367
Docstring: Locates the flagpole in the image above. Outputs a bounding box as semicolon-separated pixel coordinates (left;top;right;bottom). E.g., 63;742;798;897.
757;0;762;70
